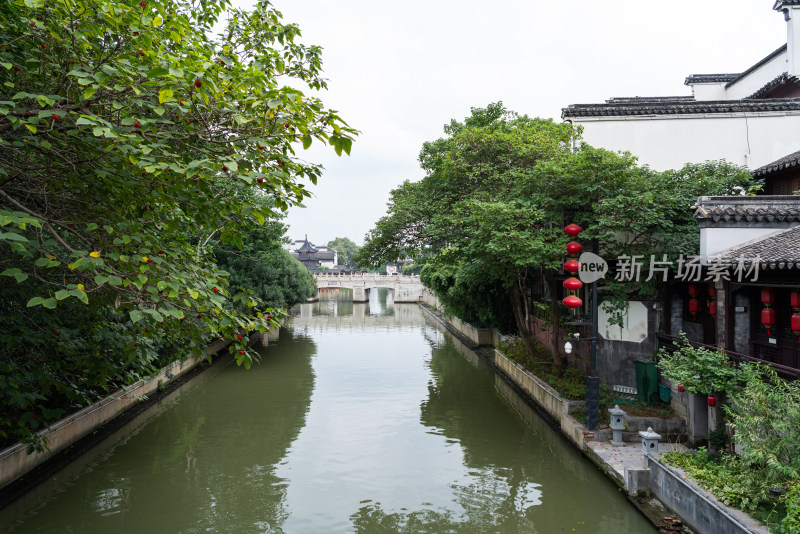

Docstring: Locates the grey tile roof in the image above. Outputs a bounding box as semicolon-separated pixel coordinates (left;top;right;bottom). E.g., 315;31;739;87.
296;238;317;253
774;1;800;9
712;225;800;267
747;72;800;99
694;196;800;223
562;98;800;119
684;74;740;85
606;96;694;103
753;149;800;178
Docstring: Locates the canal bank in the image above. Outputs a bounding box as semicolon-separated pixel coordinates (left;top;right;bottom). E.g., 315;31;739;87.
417;301;771;534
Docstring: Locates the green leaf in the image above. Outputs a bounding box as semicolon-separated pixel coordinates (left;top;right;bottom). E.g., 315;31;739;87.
1;268;28;283
83;86;98;100
94;275;109;285
55;290;70;301
0;231;28;242
24;124;36;134
302;136;312;149
188;288;199;299
158;87;174;103
108;275;123;286
69;289;89;304
27;297;44;307
147;67;169;78
41;298;57;309
129;310;144;323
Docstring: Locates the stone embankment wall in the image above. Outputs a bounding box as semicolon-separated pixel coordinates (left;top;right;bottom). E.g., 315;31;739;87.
419;290;500;347
647;454;769;534
0;337;234;491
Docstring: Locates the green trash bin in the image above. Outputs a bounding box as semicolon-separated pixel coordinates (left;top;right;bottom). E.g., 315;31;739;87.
635;359;659;405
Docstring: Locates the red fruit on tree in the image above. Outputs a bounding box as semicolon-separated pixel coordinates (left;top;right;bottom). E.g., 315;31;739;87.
237;334;242;339
133;31;139;35
157;250;164;255
239;350;244;355
194;79;202;88
51;114;58;120
139;50;145;56
134;121;140;128
139;1;145;6
213;287;219;293
257;178;264;183
13;66;19;72
222;166;228;172
146;258;152;263
29;22;35;27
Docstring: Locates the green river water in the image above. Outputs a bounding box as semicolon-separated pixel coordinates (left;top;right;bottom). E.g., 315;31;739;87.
0;289;655;533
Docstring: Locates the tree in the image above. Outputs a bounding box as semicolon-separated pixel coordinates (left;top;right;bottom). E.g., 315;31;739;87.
0;0;355;447
214;218;316;310
327;236;359;268
357;103;757;366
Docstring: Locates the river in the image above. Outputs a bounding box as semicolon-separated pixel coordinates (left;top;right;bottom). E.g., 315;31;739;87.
0;288;655;533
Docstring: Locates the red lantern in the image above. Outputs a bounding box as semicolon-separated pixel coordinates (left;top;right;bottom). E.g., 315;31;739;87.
792;313;800;343
708;286;716;298
688;284;699;298
707;395;717;407
562;295;583;309
566;241;583;255
563;260;581;274
762;307;776;336
709;301;717;316
563;277;583;291
761;287;775;305
688;299;700;315
564;224;583;237
791;290;800;309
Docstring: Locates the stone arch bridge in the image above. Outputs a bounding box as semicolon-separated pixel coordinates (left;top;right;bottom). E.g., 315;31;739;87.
313;273;425;302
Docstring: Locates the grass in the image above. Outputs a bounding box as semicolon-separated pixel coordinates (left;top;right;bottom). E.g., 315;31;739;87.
498;337;587;400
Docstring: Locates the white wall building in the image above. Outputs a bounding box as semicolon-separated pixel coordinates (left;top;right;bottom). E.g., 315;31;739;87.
562;1;800;172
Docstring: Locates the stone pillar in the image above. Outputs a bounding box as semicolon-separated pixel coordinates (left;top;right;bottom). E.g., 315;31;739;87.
352;285;368;302
686;393;709;445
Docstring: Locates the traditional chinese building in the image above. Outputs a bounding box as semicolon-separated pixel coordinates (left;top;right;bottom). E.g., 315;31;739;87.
288;236;337;270
562;1;800;172
657;195;800;378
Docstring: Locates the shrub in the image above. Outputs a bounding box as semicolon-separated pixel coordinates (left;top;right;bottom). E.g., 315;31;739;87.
779;479;800;534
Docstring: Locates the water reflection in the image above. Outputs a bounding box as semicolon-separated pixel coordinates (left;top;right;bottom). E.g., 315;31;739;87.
0;288;654;533
1;333;316;534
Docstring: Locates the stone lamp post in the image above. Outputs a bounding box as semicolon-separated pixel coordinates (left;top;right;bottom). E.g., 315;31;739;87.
608;405;626;446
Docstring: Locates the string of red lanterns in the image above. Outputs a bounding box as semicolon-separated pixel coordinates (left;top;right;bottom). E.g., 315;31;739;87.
562;224;583;310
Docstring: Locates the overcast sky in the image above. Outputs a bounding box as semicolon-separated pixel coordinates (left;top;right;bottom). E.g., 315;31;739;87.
230;1;786;245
